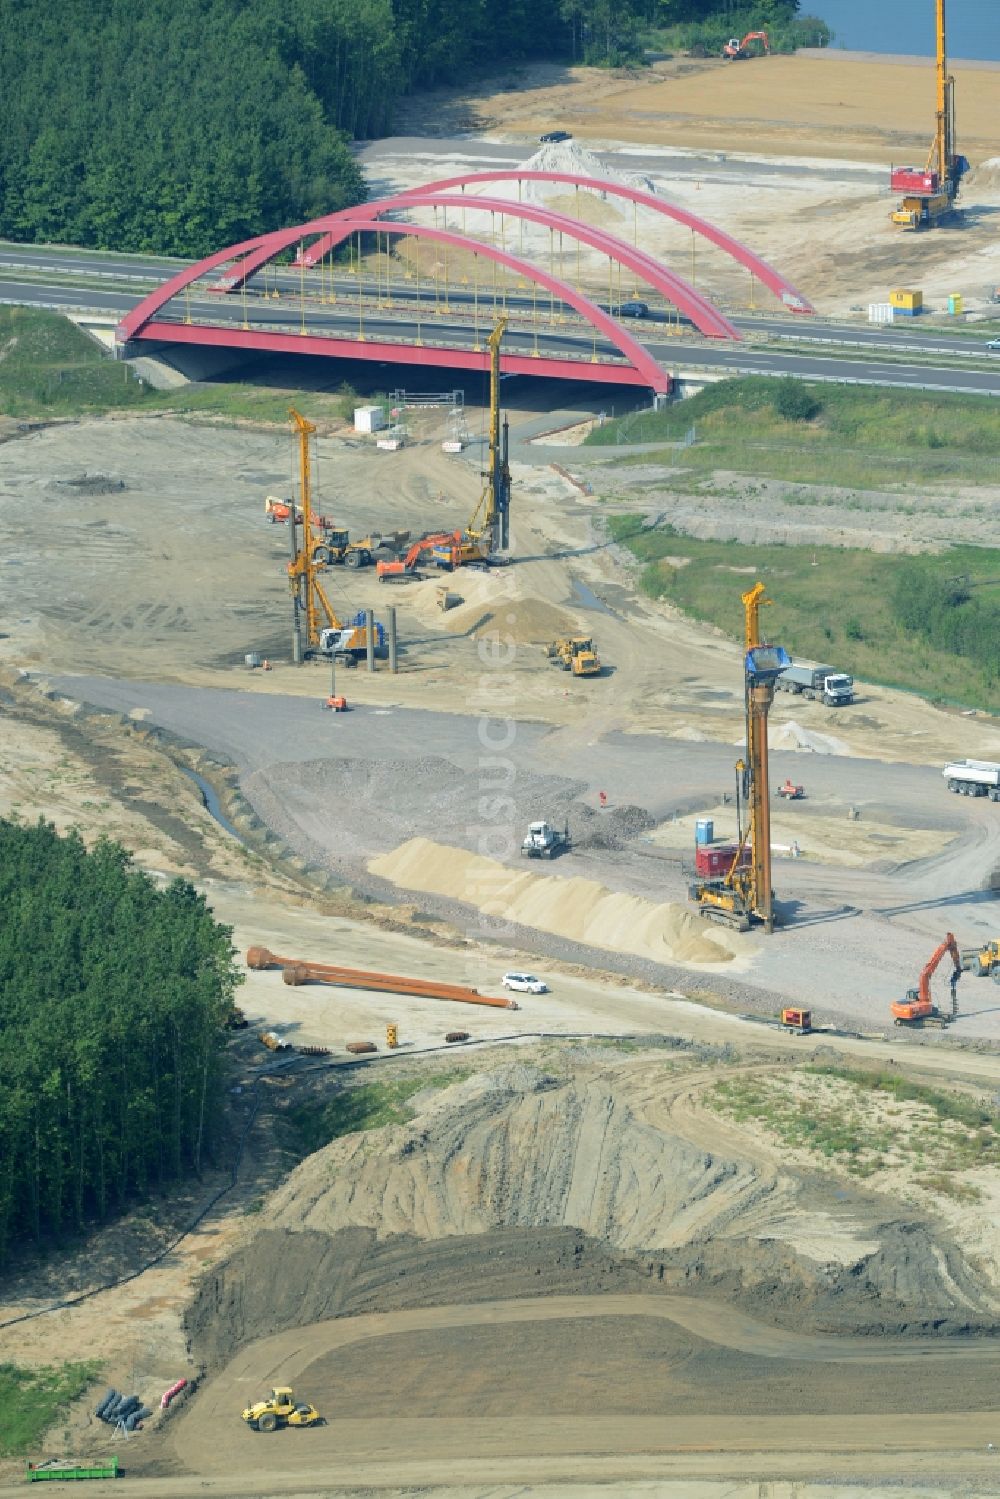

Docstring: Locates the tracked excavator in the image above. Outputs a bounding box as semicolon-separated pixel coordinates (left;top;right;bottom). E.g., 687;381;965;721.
689;583;789;933
891;933;962;1026
722;30;769;59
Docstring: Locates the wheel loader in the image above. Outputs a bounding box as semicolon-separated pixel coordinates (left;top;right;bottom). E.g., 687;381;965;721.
544;636;601;677
961;939;1000;981
241;1387;324;1433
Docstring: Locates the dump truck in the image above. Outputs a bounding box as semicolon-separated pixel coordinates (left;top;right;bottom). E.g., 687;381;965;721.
521;821;571;859
241;1388;323;1433
775;660;854;706
942;760;1000;801
544;636;601;677
311;528;410;569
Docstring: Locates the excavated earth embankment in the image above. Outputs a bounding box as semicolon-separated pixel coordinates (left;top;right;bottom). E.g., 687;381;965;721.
187;1062;996;1371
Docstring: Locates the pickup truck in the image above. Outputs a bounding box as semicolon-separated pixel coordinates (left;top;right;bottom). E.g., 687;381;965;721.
775;660;854;707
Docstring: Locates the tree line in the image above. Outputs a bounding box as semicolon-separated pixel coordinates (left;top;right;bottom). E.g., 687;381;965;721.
891;566;1000;692
0;820;242;1264
0;0;827;258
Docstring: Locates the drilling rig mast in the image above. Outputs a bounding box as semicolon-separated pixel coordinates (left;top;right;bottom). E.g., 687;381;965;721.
890;0;968;230
690;583;789;933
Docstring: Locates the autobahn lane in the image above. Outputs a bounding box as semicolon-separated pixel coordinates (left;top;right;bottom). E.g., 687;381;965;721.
5;237;999;363
4;263;1000;396
0;241;182;280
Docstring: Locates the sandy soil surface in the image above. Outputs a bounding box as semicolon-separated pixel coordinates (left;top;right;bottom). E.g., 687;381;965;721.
2;688;1000;1494
396;55;1000;167
379;51;1000;317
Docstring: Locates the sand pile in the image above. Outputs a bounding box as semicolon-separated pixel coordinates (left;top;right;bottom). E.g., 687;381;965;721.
409;571;581;643
187;1062;992;1371
521;139;657;196
965;156;1000;194
369;836;744;965
772;719;850;756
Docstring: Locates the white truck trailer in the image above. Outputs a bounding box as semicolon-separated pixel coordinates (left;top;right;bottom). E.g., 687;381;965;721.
942;760;1000;801
775;660;854;707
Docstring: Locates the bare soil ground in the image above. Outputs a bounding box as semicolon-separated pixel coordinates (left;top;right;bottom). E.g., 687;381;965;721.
385;53;1000;316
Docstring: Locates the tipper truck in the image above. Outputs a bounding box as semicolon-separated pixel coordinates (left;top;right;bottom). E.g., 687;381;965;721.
942;760;1000;801
775;660;854;707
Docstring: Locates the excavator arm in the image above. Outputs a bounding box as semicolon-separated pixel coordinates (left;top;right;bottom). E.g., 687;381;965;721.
919;931;962;1003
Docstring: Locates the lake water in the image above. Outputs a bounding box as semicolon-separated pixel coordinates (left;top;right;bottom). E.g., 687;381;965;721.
816;0;999;61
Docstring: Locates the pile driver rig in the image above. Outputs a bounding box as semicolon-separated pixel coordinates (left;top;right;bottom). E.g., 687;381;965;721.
890;0;968;230
689;583;789;933
286;408;379;662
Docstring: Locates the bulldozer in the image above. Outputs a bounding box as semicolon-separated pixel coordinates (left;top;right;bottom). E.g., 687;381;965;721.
545;636;601;677
241;1388;323;1433
961;939;1000;981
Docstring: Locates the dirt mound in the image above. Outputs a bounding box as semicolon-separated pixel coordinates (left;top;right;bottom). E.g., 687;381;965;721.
369;836;743;965
409;571;581;644
187;1062;992;1370
965;155;1000;193
521;138;657;195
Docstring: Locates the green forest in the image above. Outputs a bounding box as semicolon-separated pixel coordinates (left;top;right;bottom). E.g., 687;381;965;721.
0;821;242;1264
0;0;819;257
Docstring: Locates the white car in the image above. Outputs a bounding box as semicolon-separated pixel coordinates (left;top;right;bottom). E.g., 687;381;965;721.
502;972;548;994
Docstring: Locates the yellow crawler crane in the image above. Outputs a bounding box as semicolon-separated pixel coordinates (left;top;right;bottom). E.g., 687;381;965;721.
689;582;789;933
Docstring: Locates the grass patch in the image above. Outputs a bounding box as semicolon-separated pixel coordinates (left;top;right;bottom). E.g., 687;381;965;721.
283;1074;462;1156
710;1066;1000;1183
607;516;1000;712
710;1075;888;1174
585;377;1000;488
0;1361;101;1457
0;306;366;424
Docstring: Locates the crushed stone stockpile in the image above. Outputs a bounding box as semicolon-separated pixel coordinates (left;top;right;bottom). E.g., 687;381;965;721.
187;1062;992;1369
370;836;743;966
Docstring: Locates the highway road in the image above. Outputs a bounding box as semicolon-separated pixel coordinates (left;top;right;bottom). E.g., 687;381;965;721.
4;240;1000;395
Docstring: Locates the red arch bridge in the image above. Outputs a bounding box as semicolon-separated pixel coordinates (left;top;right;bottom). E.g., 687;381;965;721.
117;171;812;397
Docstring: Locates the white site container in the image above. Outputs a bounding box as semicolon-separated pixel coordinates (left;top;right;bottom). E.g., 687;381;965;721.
441;439;464;453
354;404;386;433
868;303;895;325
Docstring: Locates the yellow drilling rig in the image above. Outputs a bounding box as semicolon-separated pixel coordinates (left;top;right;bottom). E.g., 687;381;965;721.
689;582;790;933
286;408;382;663
382;317;512;578
890;0;968;230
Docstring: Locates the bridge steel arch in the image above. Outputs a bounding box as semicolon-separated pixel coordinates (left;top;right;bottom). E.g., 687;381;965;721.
117;215;670;393
290;192;738;340
386;170;814;314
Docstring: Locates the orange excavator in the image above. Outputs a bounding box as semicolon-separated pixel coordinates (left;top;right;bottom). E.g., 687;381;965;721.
722;30;769;60
376;531;465;582
890;933;962;1027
